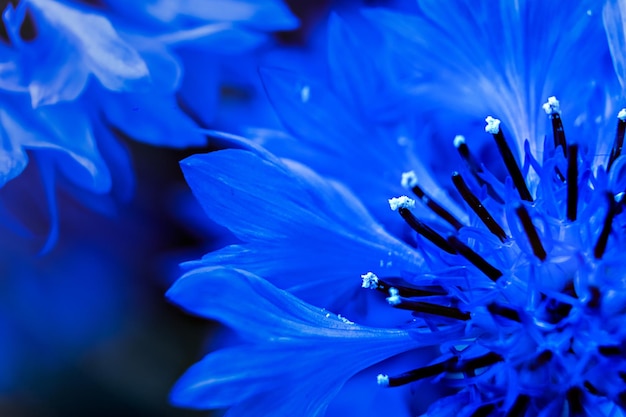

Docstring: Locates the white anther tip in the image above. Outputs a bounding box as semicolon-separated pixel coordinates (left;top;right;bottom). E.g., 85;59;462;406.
377;374;390;386
453;135;466;148
386;287;401;305
361;272;379;289
618;109;626;121
615;192;625;203
401;171;418;189
542;96;561;115
388;196;415;211
484;116;501;134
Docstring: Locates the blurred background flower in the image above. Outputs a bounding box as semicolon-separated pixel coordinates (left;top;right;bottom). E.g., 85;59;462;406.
0;0;357;416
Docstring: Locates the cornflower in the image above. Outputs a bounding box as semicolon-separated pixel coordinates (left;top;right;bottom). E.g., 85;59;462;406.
169;1;626;416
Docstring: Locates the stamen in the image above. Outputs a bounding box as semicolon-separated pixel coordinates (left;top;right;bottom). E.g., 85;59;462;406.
386;287;401;305
607;108;626;171
454;136;504;204
451;172;508;242
597;345;624;356
360;272;446;297
401;175;464;230
376;374;390;386
400;171;418;189
388;196;415;211
454;135;482;173
361;271;379;289
447;235;503;281
377;357;458;387
594;192;621;259
487;302;521;322
566;144;578;221
528;350;552;370
583;381;602;396
505;394;530;417
543;96;567;155
470;404;496;417
456;351;503;373
566;387;585;417
515;204;547;261
396;207;457;254
484;117;533;202
387;291;471;321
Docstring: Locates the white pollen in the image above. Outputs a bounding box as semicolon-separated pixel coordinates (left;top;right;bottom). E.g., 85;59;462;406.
361;272;379;289
542;96;561;115
401;171;418;188
618;109;626;121
484;116;501;134
388;196;415;211
453;135;466;148
615;192;625;203
377;374;390;386
301;85;310;103
338;314;354;325
386;287;401;305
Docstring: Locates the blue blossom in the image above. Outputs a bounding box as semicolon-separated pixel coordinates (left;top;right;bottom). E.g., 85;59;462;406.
0;0;297;245
170;1;626;416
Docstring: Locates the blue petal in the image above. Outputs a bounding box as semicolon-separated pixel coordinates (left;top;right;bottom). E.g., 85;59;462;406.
145;0;298;31
364;2;615;155
96;89;206;148
168;267;421;415
259;66;466;228
603;0;626;90
180;149;423;307
15;0;149;106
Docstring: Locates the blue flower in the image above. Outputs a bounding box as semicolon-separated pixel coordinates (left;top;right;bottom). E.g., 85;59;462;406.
170;1;626;416
0;0;298;246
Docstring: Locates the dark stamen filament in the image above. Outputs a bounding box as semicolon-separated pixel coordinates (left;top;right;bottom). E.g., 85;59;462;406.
528;350;552;370
566;387;585;417
455;135;482;174
398;207;457;254
390;298;471;321
409;184;464;230
470;404;496;417
488;122;533;202
454;136;504;204
487;302;521;322
583;381;602;396
505;394;530;417
456;351;503;373
608;113;626;171
594;193;619;259
515;205;547;261
550;113;568;156
598;345;624;356
452;172;508;242
567;144;578;221
447;235;503;281
371;277;446;298
382;357;458;387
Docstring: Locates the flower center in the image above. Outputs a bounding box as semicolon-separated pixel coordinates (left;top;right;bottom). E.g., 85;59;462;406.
365;97;626;415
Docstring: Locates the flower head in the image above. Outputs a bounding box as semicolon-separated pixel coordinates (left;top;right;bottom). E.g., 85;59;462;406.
170;1;626;416
0;0;298;247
